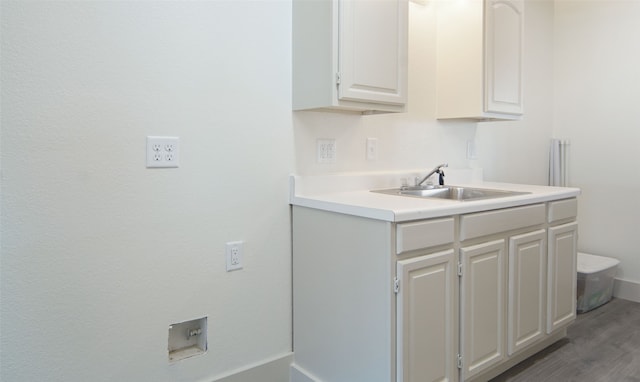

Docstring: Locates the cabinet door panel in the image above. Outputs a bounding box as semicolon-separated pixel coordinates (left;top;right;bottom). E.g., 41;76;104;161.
397;249;457;382
547;223;578;333
508;230;546;355
339;0;407;105
460;240;506;380
485;0;524;115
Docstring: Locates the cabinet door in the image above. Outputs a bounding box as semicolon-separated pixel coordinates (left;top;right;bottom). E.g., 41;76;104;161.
508;230;546;356
339;0;407;105
485;0;524;115
460;240;506;380
397;249;457;382
547;222;578;333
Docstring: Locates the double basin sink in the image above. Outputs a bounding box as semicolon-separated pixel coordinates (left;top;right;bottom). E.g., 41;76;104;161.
372;185;529;201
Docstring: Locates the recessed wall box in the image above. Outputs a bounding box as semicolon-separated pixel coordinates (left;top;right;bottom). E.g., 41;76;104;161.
168;317;207;362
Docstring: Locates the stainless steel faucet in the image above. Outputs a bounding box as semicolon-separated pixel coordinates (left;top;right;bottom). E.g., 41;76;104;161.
417;163;448;186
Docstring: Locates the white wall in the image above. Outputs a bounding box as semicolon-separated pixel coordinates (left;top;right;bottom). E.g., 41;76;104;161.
554;0;640;289
0;1;293;381
476;0;556;185
5;0;637;381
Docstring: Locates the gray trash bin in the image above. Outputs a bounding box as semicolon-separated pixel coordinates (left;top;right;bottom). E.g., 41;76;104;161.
577;252;620;313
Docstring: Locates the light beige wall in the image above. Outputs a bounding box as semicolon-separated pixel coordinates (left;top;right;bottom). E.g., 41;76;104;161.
5;0;620;380
554;0;640;288
0;1;293;381
475;0;556;185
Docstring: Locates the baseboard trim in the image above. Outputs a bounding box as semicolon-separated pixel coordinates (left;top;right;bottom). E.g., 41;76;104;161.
213;352;293;382
614;278;640;303
290;363;322;382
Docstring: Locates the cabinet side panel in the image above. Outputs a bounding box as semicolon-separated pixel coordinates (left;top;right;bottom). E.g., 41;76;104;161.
292;207;393;382
292;0;334;110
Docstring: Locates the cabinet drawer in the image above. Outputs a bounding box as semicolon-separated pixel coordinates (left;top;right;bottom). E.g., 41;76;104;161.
396;218;454;255
460;204;545;241
547;198;577;223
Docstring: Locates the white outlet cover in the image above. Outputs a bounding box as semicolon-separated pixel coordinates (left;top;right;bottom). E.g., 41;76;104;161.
147;136;180;168
225;241;243;271
317;139;336;163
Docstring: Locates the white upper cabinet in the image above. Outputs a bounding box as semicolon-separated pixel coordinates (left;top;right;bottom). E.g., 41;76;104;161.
293;0;408;114
436;0;524;120
485;0;524;116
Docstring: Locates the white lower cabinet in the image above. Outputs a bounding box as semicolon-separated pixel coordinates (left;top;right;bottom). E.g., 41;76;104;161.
507;230;546;355
397;249;458;382
291;199;578;382
460;240;506;380
547;222;578;333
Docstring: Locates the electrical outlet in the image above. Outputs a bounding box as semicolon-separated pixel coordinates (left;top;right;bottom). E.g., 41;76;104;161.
317;139;336;163
147;136;180;168
225;241;243;271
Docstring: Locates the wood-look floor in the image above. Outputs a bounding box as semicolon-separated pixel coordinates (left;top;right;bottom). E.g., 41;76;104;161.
491;298;640;382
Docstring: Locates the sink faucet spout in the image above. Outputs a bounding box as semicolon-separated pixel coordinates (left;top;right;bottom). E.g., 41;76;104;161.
417;163;448;186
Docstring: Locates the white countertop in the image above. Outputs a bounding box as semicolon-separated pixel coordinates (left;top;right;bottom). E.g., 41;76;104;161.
289;170;581;222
